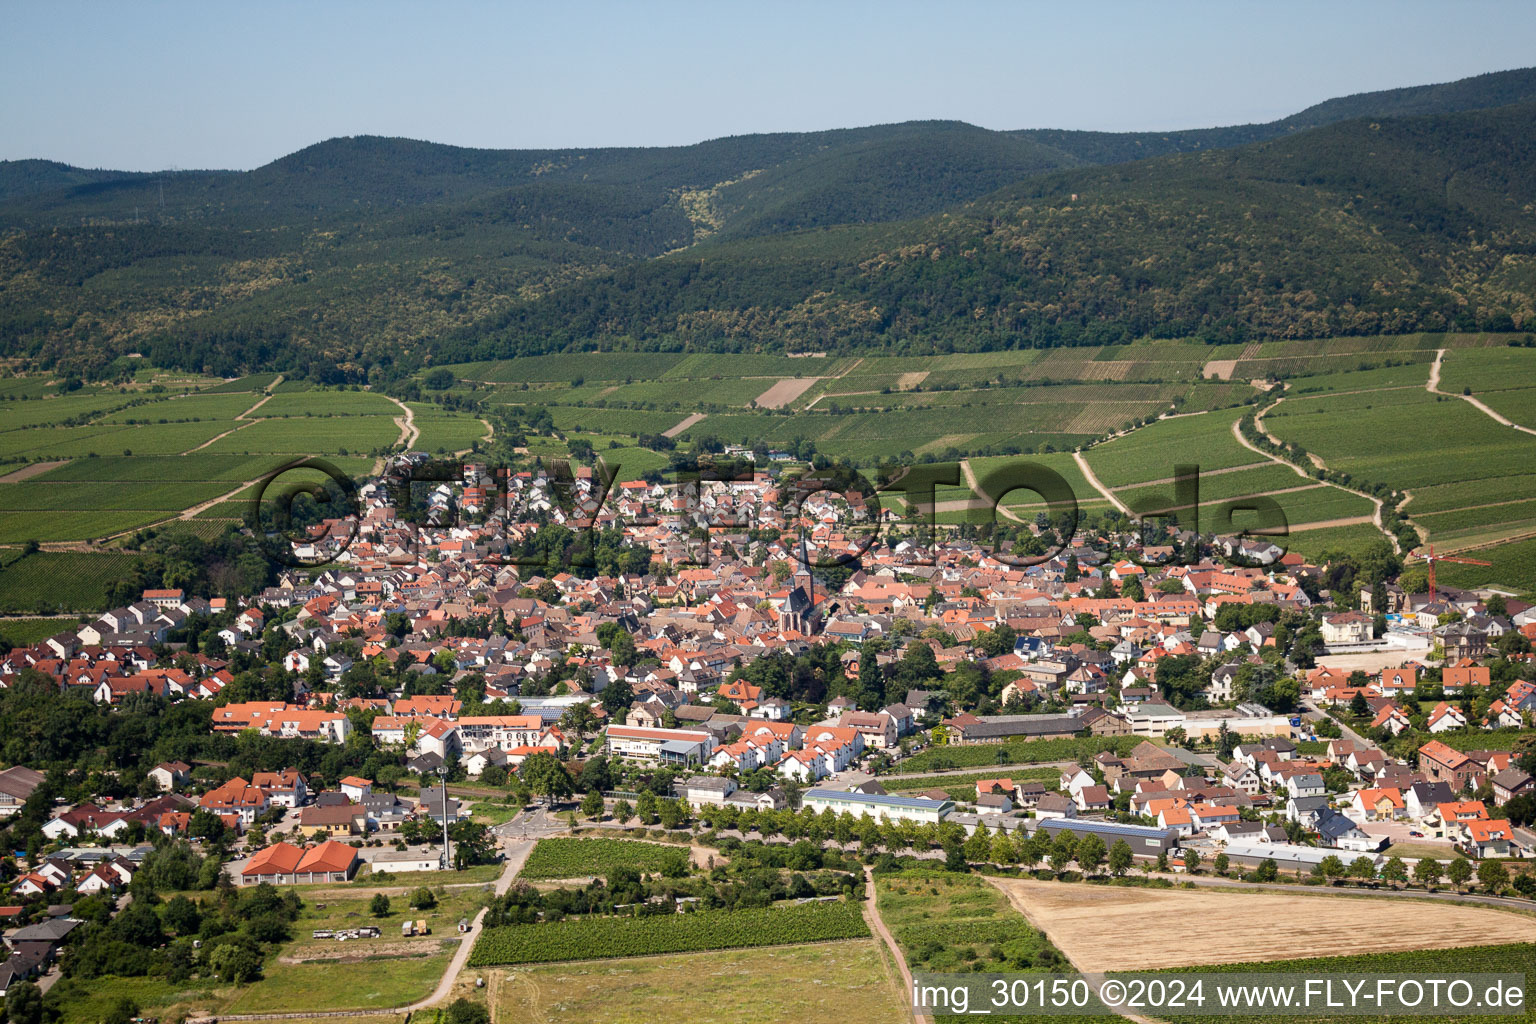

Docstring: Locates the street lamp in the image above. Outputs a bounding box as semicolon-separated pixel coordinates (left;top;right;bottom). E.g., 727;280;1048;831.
436;765;452;871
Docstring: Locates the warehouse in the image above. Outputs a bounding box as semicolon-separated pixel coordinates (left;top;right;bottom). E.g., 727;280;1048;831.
1033;817;1180;857
1219;841;1384;873
802;788;952;824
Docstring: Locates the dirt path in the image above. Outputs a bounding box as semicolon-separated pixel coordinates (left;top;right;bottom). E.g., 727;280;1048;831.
0;460;67;483
1229;408;1398;552
661;411;707;438
863;868;928;1024
959;458;1023;523
236;375;283;419
397;838;534;1014
1428;346;1536;435
386;395;419;449
183;419;255;454
1072;450;1130;515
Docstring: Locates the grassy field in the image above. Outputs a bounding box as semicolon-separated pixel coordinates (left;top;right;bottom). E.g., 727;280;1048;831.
489;940;908;1024
223;948;452;1013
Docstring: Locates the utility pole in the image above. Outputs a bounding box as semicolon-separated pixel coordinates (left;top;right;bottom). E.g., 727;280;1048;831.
437;765;452;870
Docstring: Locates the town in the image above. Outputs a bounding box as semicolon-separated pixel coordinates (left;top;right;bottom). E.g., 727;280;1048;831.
0;451;1532;1021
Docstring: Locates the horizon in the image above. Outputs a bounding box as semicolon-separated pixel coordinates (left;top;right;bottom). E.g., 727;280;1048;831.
5;1;1536;172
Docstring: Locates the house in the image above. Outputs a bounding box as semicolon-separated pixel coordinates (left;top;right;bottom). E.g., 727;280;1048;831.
1418;740;1482;793
1074;785;1111;812
1320;611;1372;645
1284;773;1325;799
604;725;713;766
1348;787;1405;822
1462;818;1513;859
1033;793;1077;821
251;769;308;808
298;803;366;837
674;776;738;808
1491;768;1533;807
941;713;1081;743
339;776;373;802
200;777;270;825
1404;781;1454;819
1426;701;1467;733
147;762;191;792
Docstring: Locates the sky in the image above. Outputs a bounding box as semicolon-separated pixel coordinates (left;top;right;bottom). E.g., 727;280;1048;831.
5;0;1535;171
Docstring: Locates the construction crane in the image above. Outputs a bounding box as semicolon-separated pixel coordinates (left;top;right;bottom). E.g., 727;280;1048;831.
1407;544;1491;601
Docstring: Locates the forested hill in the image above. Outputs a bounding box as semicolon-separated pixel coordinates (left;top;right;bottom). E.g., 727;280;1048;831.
452;101;1536;356
1013;65;1536;164
1;67;1534;379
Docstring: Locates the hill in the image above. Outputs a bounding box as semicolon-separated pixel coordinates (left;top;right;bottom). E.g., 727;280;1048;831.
0;67;1533;379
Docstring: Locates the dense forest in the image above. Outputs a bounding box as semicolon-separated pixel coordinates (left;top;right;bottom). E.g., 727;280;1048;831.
1;68;1534;379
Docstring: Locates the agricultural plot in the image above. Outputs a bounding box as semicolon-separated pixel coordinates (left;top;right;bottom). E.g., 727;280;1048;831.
1435;345;1536;395
97;392;259;423
0;509;171;544
406;404;489;453
544;406;690;436
1280;522;1393;561
258;389;402;417
991;877;1536;972
519;838;690;879
222;952;450;1014
1162;944;1536;1024
201;416;400;454
0;616;80;646
1284;363;1431;395
1084;408;1255;488
468;899;869;966
0;551;138;611
883;767;1061;800
895;737;1140;773
492;942;908;1024
450;353;689;383
0;480;232;512
1436;537;1536;593
199;372;279;393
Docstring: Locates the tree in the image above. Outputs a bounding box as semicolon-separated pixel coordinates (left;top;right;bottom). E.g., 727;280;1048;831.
370;892;391;917
636;789;658;824
1381;856;1408;889
1446;857;1473;892
1255;858;1279;882
1182;848;1201;874
103;998;141;1024
162;893;201;934
1108;839;1133;877
581;788;605;820
1075;833;1106;876
1317;855;1345;883
1347;856;1377;884
1414;857;1444;888
520;752;574;804
612;798;633;824
208;941;264;983
410;886;438;910
5;980;43;1024
1213;852;1229;876
1477;860;1509;893
443;998;491;1024
1349;691;1371;718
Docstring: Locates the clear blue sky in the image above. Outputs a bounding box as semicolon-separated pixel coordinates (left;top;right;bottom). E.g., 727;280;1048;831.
5;0;1534;171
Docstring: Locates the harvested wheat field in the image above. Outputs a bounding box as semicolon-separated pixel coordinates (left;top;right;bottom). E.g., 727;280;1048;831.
992;878;1536;972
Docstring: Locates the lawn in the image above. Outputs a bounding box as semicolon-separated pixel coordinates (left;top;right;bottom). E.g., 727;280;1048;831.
882;767;1062;800
490;940;908;1024
359;861;504;887
224;947;452;1013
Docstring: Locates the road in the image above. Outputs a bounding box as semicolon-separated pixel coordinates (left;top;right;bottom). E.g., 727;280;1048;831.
1428;347;1536;436
1072;450;1130;515
397;833;534;1013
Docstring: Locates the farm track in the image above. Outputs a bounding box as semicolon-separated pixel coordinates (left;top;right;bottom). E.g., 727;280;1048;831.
1072;450;1130;515
864;868;931;1024
1428;346;1536;435
1229;400;1399;553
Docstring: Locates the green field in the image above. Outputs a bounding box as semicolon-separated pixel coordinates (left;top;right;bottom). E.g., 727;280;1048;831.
468;899;870;966
0;551;138;611
519;838;689;879
895;736;1141;773
882;767;1062;800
